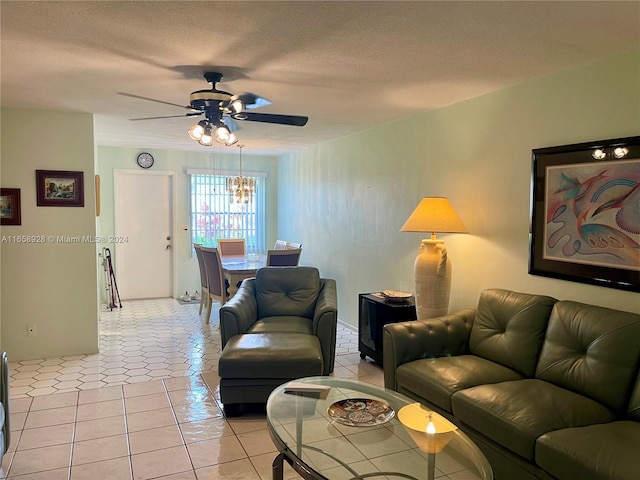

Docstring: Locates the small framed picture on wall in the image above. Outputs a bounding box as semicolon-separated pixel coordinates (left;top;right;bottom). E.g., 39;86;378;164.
36;170;84;207
0;188;22;225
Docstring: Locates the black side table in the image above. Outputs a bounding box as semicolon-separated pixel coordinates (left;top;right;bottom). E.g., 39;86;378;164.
358;293;417;365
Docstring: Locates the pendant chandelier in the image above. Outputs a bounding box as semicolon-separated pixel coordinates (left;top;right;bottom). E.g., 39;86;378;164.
226;145;255;204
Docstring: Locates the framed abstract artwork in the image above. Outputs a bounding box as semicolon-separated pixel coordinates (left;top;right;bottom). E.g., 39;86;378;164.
36;170;84;207
530;136;640;292
0;188;22;225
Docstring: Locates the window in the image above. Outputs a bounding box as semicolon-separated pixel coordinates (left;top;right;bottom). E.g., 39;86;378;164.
189;172;266;253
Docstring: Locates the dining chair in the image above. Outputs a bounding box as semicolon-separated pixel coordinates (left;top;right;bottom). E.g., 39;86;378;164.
266;248;302;266
217;238;246;257
285;241;302;250
193;243;209;315
274;240;287;250
200;246;228;324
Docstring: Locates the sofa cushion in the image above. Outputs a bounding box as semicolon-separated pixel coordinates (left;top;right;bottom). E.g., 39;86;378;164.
396;355;523;413
469;289;557;377
535;301;640;413
219;333;323;379
536;421;640;480
452;379;616;461
248;316;313;335
255;267;320;319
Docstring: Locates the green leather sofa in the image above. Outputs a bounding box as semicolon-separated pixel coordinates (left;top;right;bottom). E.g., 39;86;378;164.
219;266;337;415
383;289;640;480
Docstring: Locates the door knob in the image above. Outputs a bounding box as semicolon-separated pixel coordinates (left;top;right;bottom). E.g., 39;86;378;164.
166;236;171;241
166;245;171;250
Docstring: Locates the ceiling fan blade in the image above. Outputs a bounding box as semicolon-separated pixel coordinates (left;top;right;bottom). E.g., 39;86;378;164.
118;92;200;112
231;92;271;109
233;112;308;126
129;113;203;121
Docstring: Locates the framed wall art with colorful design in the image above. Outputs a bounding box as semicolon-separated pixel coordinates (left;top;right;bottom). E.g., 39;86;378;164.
529;136;639;292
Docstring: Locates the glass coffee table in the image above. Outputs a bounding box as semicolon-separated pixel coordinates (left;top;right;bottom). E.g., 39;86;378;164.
266;377;492;480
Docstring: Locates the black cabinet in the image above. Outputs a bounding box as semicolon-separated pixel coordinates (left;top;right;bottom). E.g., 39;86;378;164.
358;293;417;365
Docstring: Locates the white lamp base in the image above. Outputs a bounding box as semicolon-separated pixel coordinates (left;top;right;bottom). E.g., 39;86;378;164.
413;239;452;320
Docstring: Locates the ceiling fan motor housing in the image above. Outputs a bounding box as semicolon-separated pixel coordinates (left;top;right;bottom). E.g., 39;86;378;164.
189;89;233;110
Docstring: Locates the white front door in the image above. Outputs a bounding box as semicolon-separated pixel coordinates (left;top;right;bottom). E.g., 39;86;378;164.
114;170;174;300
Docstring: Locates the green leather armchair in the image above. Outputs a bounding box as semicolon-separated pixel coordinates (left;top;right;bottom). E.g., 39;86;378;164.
220;266;338;375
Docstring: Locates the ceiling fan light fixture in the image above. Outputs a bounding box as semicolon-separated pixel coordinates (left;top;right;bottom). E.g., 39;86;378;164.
199;124;213;145
188;120;207;140
215;125;230;143
225;132;238;146
230;99;244;114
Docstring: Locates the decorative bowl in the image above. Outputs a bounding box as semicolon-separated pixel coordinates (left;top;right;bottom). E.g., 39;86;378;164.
382;290;412;302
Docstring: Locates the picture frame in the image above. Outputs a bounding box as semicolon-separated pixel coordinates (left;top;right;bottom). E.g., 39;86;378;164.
0;188;22;225
529;136;640;292
36;170;84;207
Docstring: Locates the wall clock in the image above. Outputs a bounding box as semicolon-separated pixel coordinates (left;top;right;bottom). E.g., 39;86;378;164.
136;152;154;169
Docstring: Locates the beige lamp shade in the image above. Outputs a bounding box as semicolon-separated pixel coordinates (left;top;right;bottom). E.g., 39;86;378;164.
400;197;468;235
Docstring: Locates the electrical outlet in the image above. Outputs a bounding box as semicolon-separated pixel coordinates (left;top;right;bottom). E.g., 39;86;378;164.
27;324;36;337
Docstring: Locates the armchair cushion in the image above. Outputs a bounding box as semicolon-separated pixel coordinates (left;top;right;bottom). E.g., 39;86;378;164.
255;266;320;318
248;316;313;335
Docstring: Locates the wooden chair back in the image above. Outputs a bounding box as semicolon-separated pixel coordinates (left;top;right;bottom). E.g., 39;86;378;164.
266;248;302;267
217;238;246;257
200;246;227;323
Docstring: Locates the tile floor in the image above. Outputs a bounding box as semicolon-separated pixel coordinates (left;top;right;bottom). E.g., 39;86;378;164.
8;299;363;397
2;298;389;480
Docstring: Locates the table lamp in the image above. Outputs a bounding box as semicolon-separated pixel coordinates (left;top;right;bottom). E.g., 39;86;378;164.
398;403;458;480
400;197;468;319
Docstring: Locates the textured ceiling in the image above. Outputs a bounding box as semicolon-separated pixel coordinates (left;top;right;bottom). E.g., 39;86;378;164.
1;1;639;155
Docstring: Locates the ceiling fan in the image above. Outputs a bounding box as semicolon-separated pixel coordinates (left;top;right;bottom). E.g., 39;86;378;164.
118;71;308;146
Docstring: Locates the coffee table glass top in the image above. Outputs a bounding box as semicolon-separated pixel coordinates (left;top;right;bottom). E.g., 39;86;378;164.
266;377;492;480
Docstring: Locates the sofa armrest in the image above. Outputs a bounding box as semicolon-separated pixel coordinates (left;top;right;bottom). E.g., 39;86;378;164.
383;309;476;390
220;279;258;348
313;278;338;375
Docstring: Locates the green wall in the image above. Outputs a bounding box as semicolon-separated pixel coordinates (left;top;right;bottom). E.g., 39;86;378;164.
97;146;279;302
278;51;640;327
1;108;99;361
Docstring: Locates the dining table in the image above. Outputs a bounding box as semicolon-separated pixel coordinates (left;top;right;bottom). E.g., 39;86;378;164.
221;254;266;297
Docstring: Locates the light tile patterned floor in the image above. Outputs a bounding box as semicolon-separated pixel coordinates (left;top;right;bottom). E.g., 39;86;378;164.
8;299;361;398
2;299;403;480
